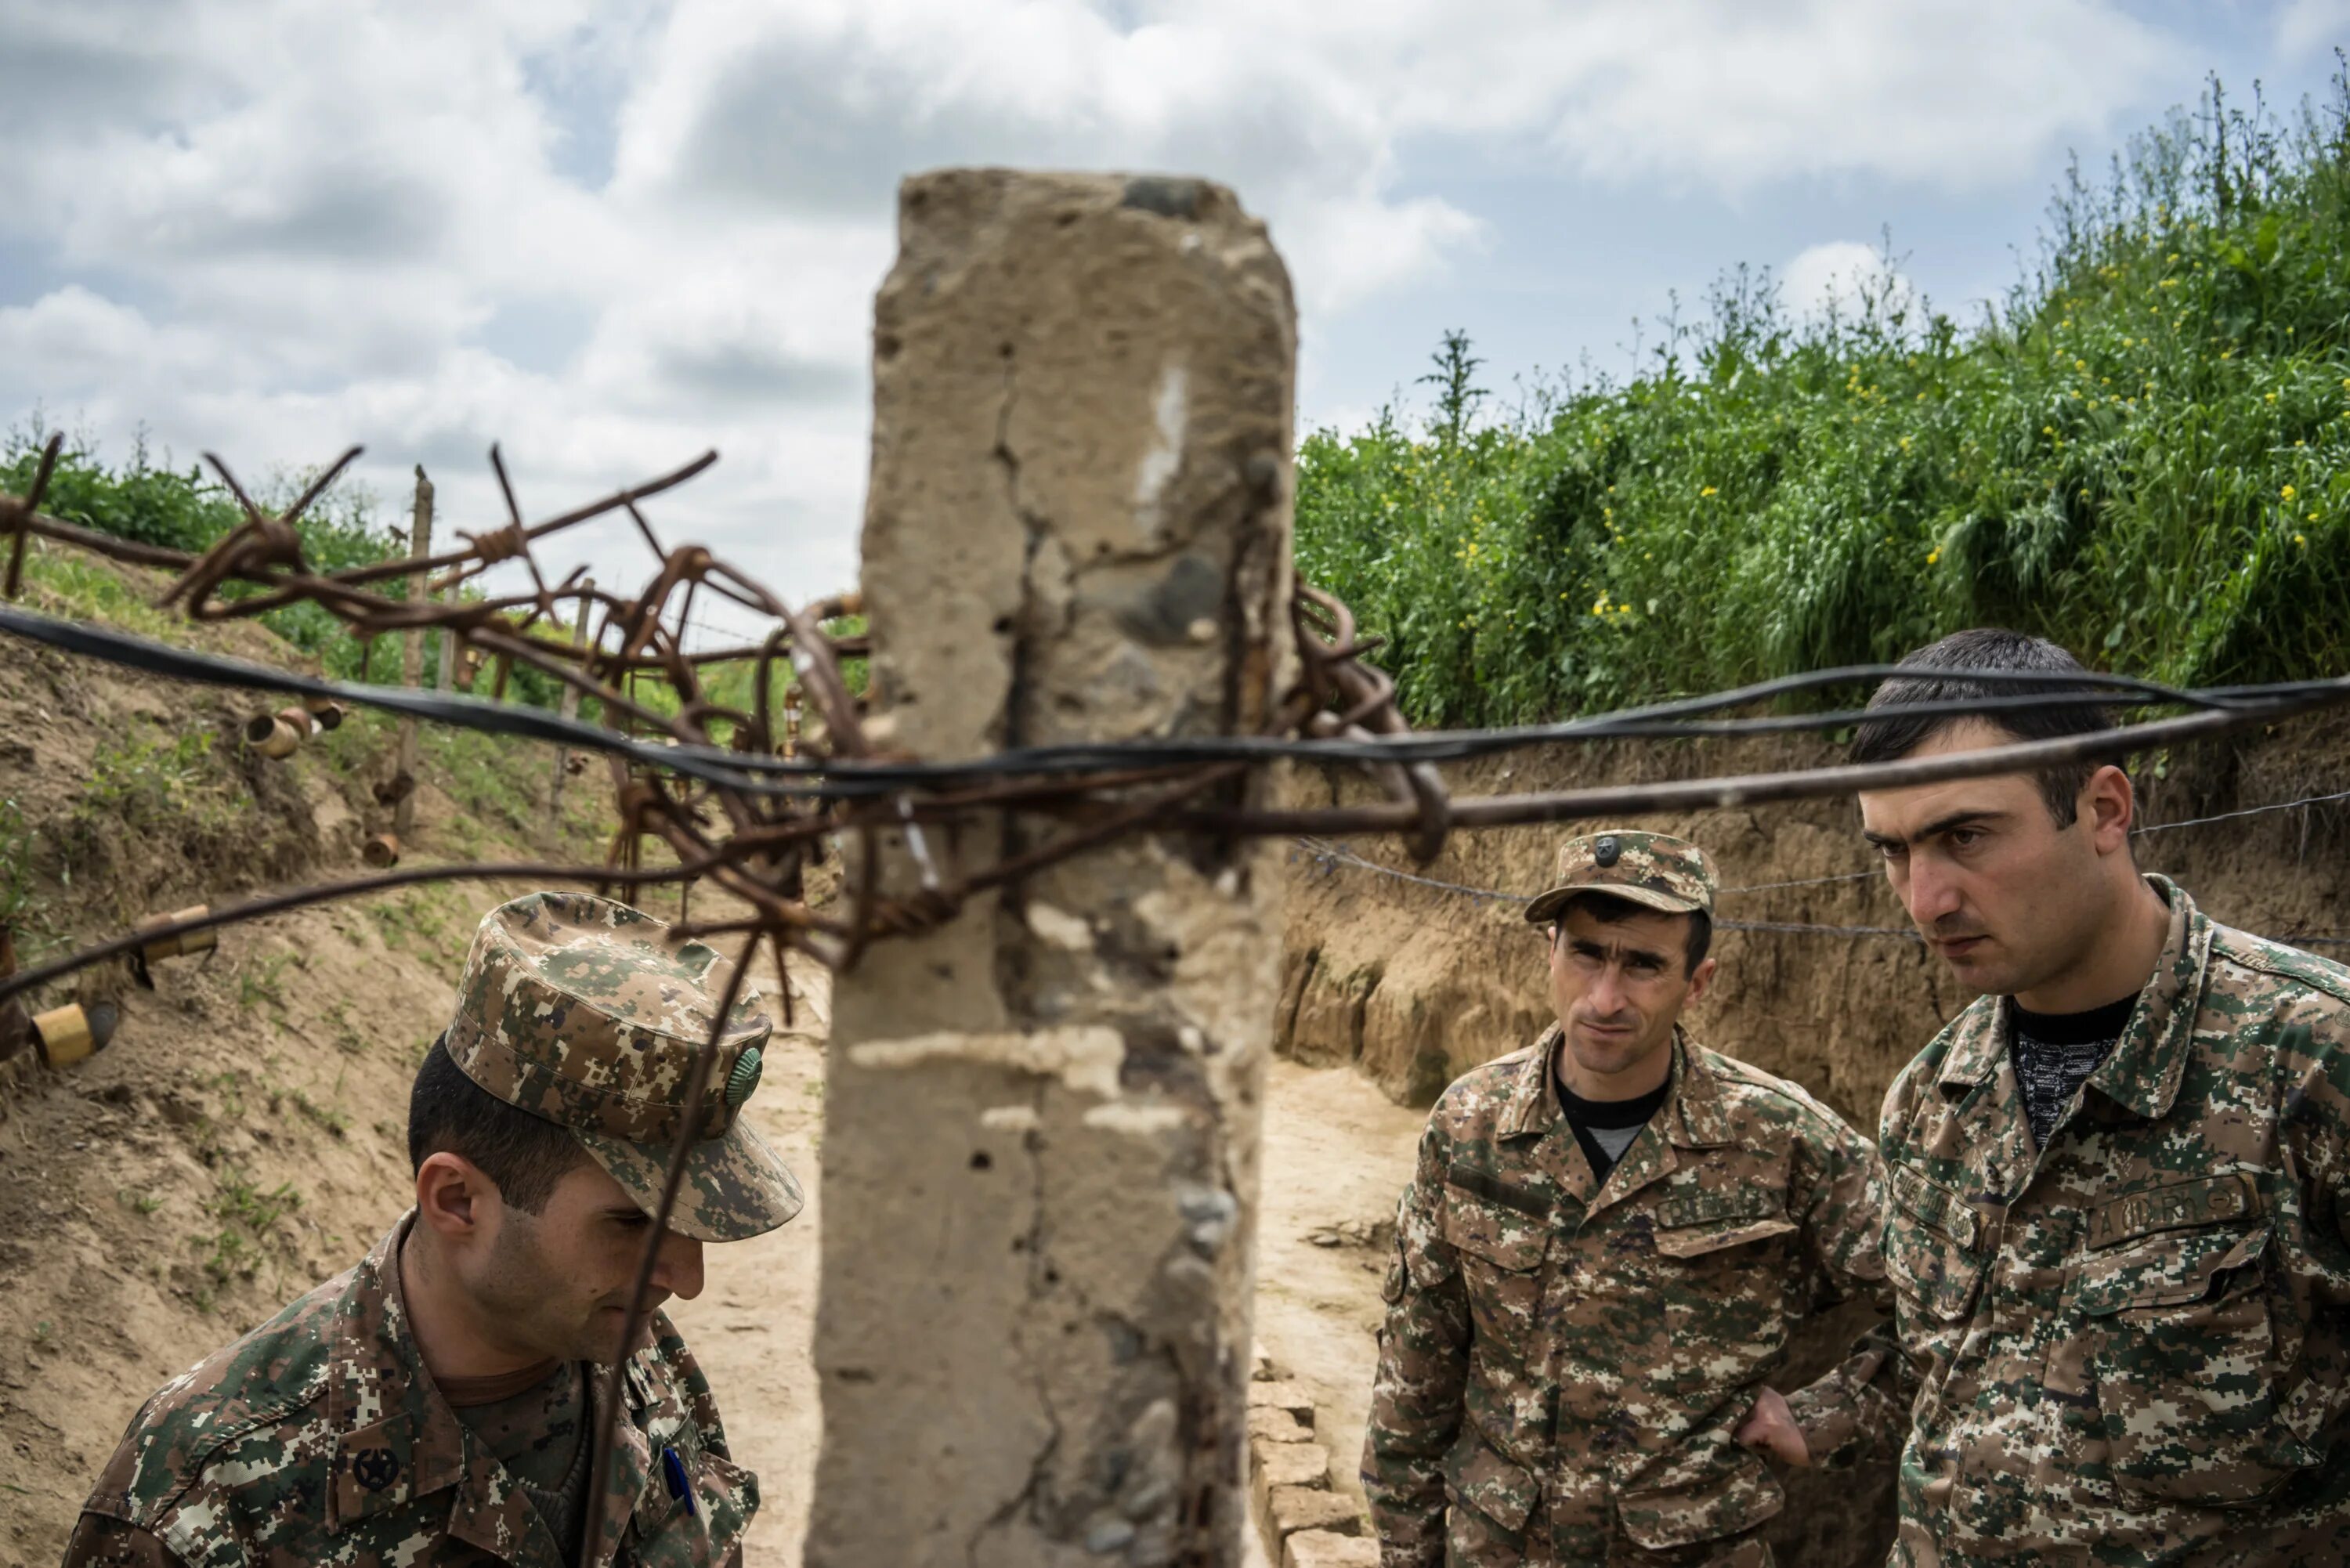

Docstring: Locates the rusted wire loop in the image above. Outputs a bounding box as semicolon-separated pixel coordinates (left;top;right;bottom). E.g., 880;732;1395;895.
466;523;530;565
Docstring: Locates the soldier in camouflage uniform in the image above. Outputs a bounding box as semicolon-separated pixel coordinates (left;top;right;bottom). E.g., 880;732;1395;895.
1853;628;2350;1565
63;891;804;1568
1363;831;1896;1567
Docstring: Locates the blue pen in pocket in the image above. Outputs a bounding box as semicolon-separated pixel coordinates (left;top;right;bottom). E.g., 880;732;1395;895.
662;1445;697;1518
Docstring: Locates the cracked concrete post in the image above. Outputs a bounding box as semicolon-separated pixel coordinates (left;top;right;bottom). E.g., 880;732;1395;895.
804;170;1296;1568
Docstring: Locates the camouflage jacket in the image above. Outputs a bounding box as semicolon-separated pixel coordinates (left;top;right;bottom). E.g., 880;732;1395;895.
1363;1029;1895;1566
1882;877;2350;1565
62;1216;756;1568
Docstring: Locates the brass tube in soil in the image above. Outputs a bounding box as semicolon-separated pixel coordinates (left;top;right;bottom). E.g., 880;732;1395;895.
137;905;217;964
32;999;118;1068
363;833;400;869
275;704;316;738
245;713;300;759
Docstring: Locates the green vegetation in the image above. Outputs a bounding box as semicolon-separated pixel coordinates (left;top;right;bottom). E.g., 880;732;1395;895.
195;1169;303;1288
1296;77;2350;726
2;420;585;704
80;728;240;830
3;421;409;677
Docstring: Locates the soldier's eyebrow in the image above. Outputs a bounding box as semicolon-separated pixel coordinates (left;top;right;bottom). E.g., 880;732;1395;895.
1567;936;1672;968
1861;808;2009;850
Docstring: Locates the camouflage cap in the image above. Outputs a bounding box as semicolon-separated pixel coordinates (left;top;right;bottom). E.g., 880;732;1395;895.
1523;829;1718;926
443;891;804;1242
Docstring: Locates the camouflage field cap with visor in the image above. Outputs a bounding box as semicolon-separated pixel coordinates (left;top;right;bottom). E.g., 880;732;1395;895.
442;891;804;1241
1522;829;1718;927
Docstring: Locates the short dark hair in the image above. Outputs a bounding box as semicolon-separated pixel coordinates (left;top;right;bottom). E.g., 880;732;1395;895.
1553;890;1713;975
407;1035;587;1216
1849;628;2114;827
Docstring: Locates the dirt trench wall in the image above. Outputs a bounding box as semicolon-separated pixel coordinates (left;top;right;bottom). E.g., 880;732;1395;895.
1270;716;2350;1568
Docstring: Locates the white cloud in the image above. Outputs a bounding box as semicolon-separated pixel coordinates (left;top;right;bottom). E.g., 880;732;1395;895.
0;0;2196;626
1781;240;1918;323
2276;0;2350;56
1155;0;2183;191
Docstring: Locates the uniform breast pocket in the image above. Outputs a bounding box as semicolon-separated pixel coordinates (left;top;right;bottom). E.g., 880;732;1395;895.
1441;1174;1549;1362
627;1443;758;1566
2072;1194;2308;1507
1651;1192;1800;1390
1884;1166;1987;1339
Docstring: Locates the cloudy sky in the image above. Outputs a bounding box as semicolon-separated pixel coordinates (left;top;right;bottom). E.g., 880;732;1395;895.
2;1;2342;642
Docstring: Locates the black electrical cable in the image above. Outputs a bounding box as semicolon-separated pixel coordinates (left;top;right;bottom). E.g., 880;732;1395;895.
7;603;2343;800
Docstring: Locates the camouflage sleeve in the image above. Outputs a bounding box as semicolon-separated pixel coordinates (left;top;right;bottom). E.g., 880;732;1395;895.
59;1512;187;1568
1361;1119;1469;1568
1777;1102;1904;1469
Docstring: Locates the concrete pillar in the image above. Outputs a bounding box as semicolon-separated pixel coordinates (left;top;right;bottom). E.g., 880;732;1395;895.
804;171;1296;1568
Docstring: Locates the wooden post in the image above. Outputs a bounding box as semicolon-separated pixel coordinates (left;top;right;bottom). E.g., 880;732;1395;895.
805;171;1296;1568
549;579;592;835
393;467;432;844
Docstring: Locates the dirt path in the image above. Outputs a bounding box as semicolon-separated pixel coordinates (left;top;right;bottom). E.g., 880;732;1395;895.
1249;1059;1426;1510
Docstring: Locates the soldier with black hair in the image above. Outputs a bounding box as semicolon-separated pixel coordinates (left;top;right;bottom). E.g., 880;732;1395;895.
1363;831;1896;1566
63;892;802;1567
1854;627;2350;1564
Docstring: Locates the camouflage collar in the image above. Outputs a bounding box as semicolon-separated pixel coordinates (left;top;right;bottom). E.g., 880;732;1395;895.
1936;875;2211;1123
1504;1027;1737;1149
322;1216;658;1563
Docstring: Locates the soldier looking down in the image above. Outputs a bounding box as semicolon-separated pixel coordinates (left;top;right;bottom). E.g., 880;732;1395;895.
63;891;804;1568
1853;628;2350;1565
1362;830;1896;1567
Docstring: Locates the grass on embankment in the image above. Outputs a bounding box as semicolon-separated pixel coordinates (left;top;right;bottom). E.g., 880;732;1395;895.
1296;75;2350;728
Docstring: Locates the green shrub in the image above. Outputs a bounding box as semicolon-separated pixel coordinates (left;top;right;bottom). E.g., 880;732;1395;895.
1296;74;2350;726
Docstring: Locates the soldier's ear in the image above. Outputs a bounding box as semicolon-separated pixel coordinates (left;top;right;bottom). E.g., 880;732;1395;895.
1683;955;1718;1006
415;1150;494;1240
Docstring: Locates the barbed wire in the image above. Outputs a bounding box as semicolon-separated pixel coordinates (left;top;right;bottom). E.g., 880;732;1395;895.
9;434;2350;1563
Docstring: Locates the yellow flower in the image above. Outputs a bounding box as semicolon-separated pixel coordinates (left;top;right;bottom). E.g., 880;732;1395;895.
2283;485;2297;500
1700;486;1718;497
1592;596;1609;615
2308;512;2319;522
1925;549;1941;565
2160;278;2178;288
2295;533;2308;547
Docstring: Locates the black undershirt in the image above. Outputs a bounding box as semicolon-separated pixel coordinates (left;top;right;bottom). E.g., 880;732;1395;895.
2008;994;2137;1148
1556;1070;1672;1183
